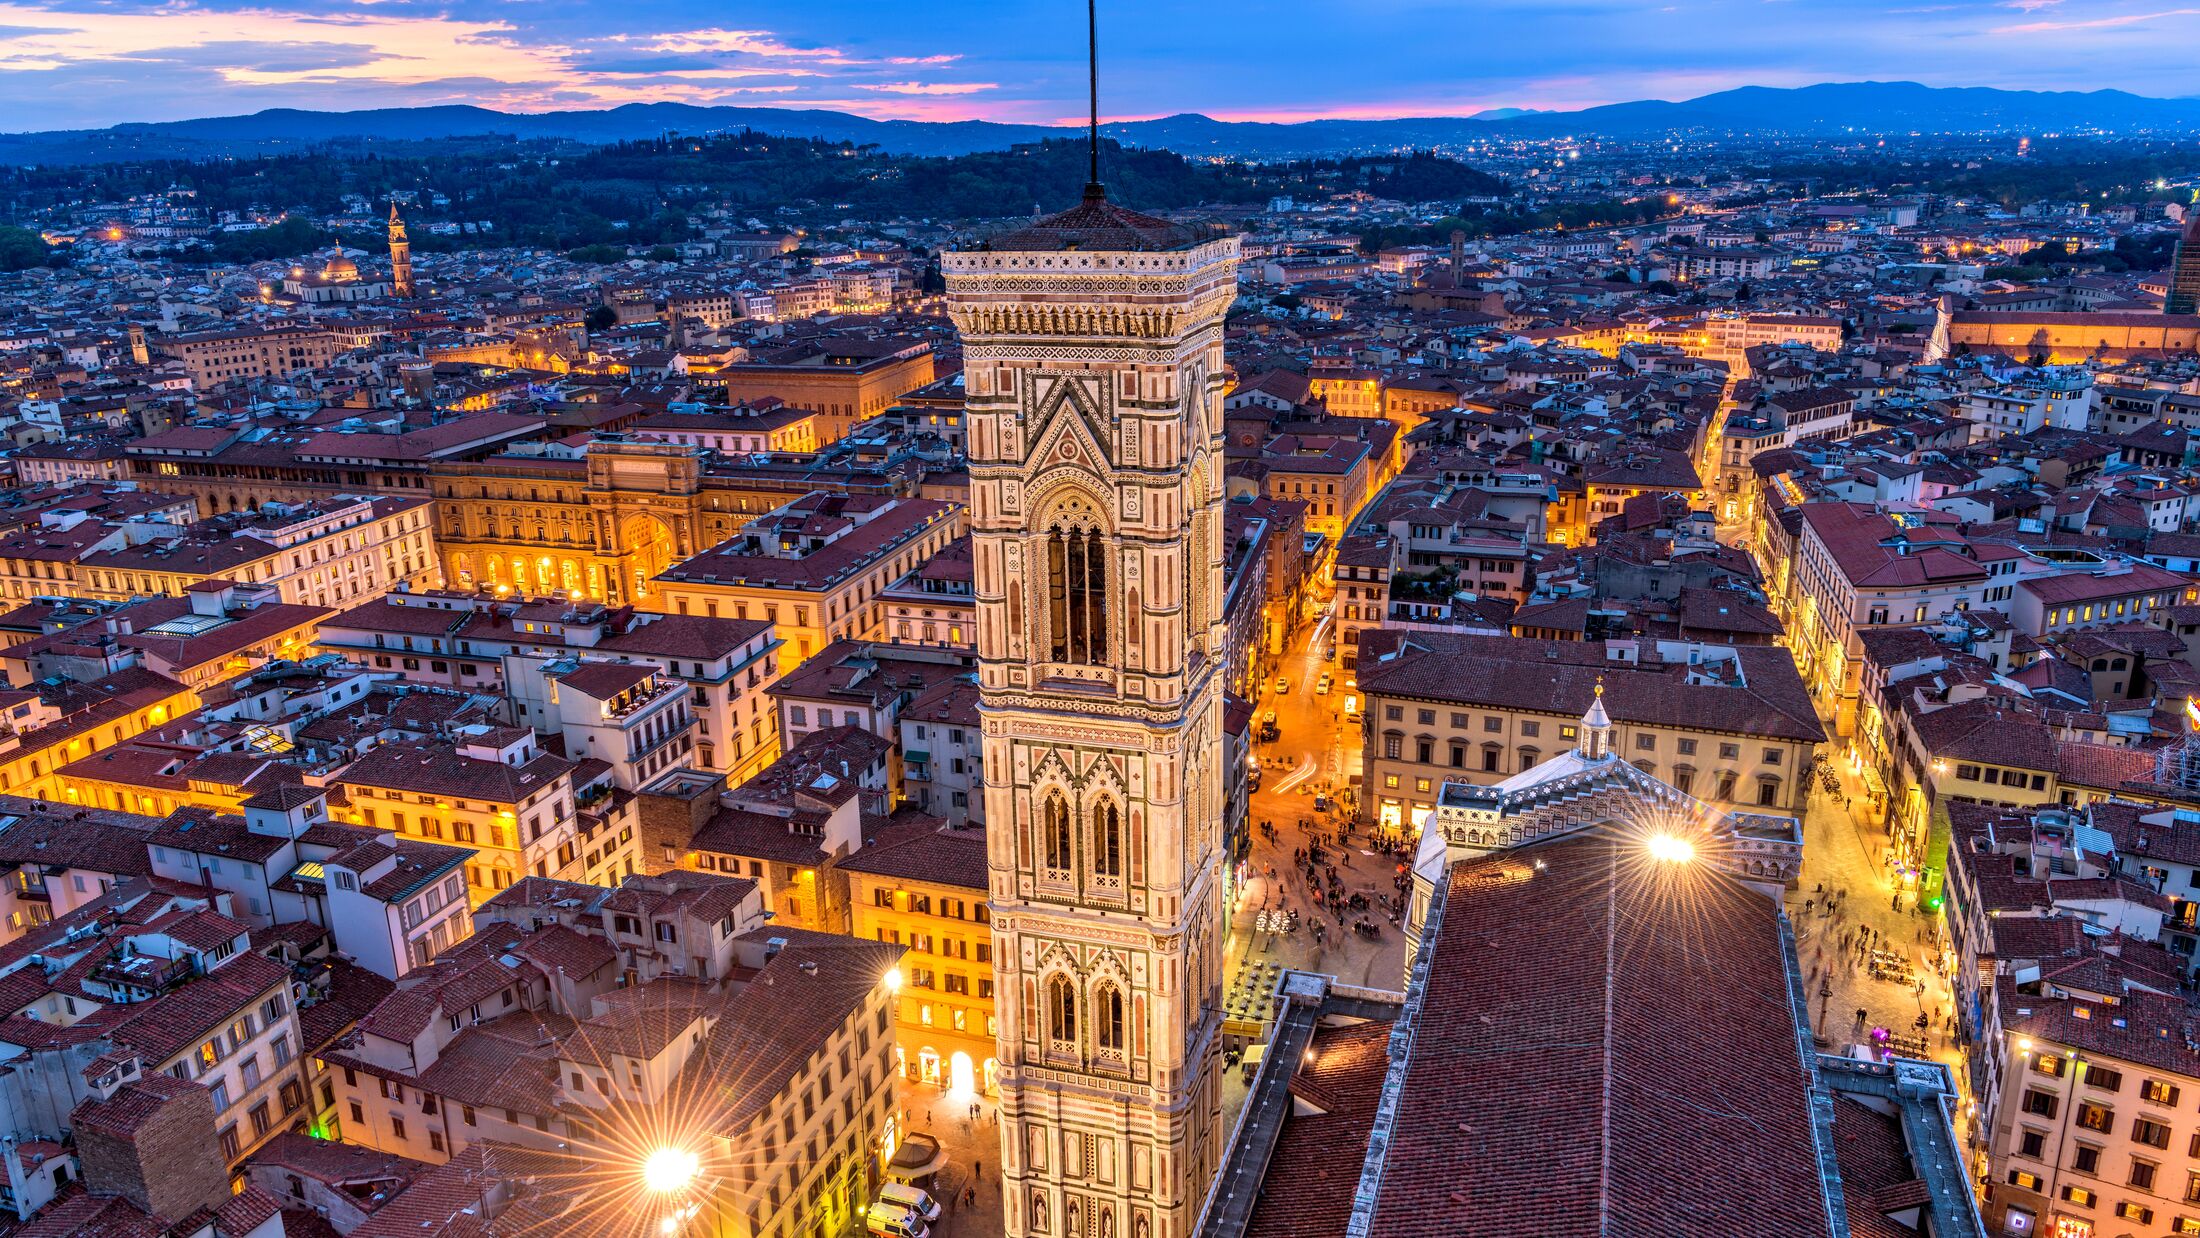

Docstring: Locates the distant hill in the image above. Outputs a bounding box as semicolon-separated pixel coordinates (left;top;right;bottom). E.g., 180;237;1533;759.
3;82;2196;166
1491;81;2200;138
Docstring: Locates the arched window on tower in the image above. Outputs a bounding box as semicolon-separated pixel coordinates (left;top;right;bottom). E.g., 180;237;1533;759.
1042;793;1073;874
1047;527;1107;664
1094;982;1125;1058
1046;975;1077;1045
1091;798;1122;881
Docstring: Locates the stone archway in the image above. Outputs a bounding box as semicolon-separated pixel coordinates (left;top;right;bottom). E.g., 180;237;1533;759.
619;513;676;602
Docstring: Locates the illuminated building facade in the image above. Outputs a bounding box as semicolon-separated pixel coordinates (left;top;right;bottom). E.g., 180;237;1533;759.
652;494;960;668
431;439;916;612
0;494;440;611
330;726;589;904
946;186;1237;1238
840;818;998;1096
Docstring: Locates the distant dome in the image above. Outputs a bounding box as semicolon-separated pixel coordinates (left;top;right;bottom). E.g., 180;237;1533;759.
321;250;360;281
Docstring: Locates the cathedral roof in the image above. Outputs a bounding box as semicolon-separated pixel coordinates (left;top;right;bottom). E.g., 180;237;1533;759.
1362;834;1840;1238
982;184;1208;253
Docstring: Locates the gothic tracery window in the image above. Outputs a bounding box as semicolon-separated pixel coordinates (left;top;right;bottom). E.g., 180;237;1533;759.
1091;798;1122;880
1043;793;1073;873
1095;982;1125;1054
1046;975;1077;1043
1047;527;1107;664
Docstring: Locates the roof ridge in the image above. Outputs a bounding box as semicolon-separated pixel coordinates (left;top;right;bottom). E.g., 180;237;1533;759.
1597;842;1617;1238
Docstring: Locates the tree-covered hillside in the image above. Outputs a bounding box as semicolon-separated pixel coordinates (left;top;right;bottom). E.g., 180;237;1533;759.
0;133;1515;255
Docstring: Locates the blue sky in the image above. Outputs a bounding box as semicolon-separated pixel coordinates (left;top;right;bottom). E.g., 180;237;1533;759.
2;0;2197;131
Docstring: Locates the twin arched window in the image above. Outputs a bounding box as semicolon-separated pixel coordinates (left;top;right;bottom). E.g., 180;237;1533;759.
1046;527;1107;664
1041;792;1123;881
1044;974;1126;1058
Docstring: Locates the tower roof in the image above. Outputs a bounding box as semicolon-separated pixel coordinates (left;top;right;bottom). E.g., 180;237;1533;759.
982;184;1207;254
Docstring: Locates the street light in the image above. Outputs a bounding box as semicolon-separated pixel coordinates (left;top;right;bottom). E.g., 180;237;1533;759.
643;1147;700;1194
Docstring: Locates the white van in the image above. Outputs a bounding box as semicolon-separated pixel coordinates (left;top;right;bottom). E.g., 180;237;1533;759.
865;1202;930;1238
879;1183;943;1224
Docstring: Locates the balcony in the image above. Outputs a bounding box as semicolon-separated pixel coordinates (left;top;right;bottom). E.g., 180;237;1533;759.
93;952;195;994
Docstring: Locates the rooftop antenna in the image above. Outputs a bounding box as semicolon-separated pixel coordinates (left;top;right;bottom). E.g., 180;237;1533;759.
1085;0;1103;200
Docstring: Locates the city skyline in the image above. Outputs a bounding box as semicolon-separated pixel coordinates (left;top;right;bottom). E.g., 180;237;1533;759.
4;0;2200;133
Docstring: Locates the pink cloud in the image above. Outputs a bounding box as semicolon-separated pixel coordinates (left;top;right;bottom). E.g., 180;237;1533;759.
863;80;996;96
1993;6;2200;31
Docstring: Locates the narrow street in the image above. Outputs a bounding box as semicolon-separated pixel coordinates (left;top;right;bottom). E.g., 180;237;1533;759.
1715;508;1980;1137
1788;760;1962;1060
1227;606;1407;994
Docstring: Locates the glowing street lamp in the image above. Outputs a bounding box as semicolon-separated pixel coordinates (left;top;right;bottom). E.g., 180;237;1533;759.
643;1147;700;1195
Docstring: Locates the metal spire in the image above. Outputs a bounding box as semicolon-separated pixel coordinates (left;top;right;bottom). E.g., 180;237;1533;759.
1085;0;1103;199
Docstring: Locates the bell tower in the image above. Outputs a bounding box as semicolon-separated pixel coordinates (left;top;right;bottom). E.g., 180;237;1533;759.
387;202;414;299
945;113;1237;1238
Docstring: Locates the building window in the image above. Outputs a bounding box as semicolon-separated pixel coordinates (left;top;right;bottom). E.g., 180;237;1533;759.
1091;799;1122;880
1043;793;1072;873
1047;527;1107;664
1046;975;1076;1045
1095;983;1124;1055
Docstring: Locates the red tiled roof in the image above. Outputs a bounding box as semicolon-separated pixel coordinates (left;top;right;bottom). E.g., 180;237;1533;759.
1367;835;1831;1238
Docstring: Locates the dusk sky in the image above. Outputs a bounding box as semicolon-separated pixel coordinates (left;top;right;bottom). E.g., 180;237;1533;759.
3;0;2199;132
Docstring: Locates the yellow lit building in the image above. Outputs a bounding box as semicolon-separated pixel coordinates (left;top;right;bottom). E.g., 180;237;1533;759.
0;668;196;805
652;495;961;669
0;495;438;611
330;728;599;905
838;818;997;1096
